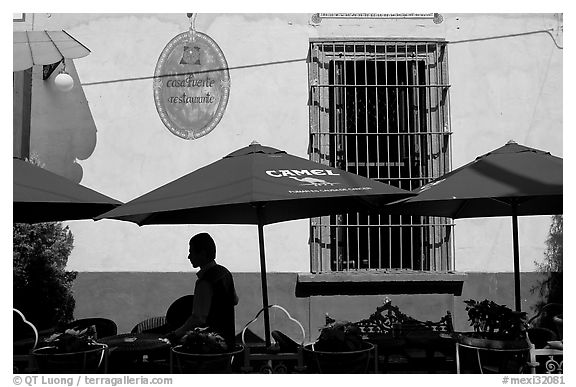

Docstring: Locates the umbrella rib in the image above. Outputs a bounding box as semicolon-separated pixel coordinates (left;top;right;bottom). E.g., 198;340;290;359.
45;30;65;61
25;31;35;64
61;29;92;54
452;200;470;218
489;197;530;208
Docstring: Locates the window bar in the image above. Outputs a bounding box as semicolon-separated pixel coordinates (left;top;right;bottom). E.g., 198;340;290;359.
335;47;342;271
405;44;414;269
318;224;322;272
385;43;392;269
413;43;422;270
395;42;403;264
440;43;448;179
328;43;335;272
436;43;444;180
415;48;422;269
363;43;369;181
312;45;318;272
434;43;442;270
310;43;317;271
308;131;448;136
424;43;432;268
328;44;335;269
324;222;451;228
430;45;437;270
451;219;456;271
442;43;451;271
320;44;325;271
325;43;330;271
434;42;443;180
320;43;325;272
362;43;371;269
374;42;382;270
334;113;340;271
313;224;317;272
412;43;420;192
418;46;425;270
341;45;351;272
447;44;455;271
353;43;361;270
337;45;345;272
433;223;437;271
316;44;321;272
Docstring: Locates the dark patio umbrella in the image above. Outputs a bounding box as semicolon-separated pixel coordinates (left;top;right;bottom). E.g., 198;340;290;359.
13;158;123;223
385;141;563;311
96;141;413;346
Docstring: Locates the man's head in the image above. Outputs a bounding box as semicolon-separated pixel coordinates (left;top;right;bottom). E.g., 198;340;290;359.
188;232;216;268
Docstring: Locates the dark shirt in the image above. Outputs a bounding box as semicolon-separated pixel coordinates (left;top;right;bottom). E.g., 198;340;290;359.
195;263;238;348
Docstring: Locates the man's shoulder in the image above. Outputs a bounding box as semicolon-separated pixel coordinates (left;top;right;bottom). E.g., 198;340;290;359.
215;263;232;273
203;263;232;280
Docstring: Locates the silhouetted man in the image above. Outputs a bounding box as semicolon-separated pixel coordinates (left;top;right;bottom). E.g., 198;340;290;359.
168;232;238;348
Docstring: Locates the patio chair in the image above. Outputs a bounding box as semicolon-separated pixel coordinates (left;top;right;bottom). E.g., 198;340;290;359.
527;303;563;340
129;295;194;337
131;316;169;334
525;303;563;374
13;308;39;373
240;305;306;373
165;294;194;330
123;296;193;371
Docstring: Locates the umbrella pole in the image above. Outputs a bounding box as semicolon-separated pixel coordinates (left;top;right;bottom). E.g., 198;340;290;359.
512;202;521;312
257;208;272;348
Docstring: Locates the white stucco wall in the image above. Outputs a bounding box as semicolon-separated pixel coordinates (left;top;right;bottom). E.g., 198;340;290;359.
444;14;563;272
18;13;563;273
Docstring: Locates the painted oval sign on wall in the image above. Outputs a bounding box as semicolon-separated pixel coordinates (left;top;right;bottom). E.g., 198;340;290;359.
153;31;230;140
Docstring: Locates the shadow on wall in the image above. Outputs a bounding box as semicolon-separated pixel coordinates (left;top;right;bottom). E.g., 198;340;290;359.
31;59;98;182
71;272;550;340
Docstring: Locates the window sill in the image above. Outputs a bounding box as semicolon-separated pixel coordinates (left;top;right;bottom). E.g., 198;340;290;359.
296;270;466;297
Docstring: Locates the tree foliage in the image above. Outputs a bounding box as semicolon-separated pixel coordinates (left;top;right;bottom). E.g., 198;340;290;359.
536;215;563;273
13;222;77;330
533;215;563;312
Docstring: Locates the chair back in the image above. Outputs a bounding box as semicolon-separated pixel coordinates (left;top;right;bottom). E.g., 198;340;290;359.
13;308;39;351
528;303;563;341
166;295;194;330
241;305;306;347
131;316;168;334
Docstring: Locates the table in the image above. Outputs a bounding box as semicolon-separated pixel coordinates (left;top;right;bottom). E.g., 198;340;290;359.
99;333;170;373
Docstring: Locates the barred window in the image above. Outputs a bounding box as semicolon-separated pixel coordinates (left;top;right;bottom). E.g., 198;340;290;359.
308;39;454;273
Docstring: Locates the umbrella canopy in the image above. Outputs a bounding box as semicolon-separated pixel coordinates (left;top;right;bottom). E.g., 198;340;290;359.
13;158;123;223
385;141;563;311
97;142;411;225
13;30;91;72
97;141;413;346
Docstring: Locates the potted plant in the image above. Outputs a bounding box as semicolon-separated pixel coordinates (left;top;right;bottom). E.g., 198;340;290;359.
457;299;532;373
460;299;529;349
303;316;375;374
170;327;243;373
32;326;107;373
